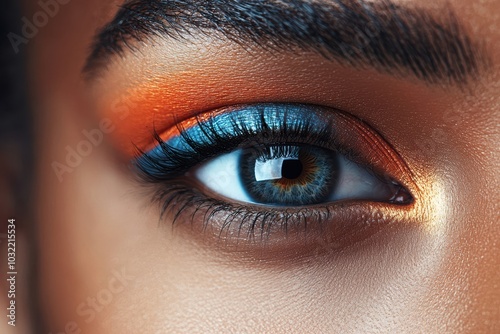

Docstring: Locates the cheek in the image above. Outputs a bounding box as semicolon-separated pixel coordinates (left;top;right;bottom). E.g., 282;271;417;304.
35;105;142;332
36;100;496;333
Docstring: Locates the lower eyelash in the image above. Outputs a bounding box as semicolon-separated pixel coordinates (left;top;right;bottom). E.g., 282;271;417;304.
142;178;415;257
149;180;333;241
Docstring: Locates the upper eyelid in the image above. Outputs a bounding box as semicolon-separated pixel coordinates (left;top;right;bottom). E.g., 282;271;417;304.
134;103;418;198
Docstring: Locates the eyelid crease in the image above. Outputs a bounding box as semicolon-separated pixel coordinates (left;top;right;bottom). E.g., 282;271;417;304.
335;111;420;193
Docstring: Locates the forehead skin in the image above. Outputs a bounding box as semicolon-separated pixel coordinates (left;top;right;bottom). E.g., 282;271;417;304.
25;0;499;333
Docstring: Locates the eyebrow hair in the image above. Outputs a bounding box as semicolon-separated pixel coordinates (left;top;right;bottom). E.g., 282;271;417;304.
84;0;489;86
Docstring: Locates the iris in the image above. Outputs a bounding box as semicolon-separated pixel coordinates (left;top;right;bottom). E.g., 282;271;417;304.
240;145;339;206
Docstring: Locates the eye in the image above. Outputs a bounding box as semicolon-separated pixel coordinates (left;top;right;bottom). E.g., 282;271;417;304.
193;145;401;206
134;103;414;252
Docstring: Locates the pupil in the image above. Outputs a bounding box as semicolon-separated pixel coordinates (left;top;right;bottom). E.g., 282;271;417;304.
281;159;303;179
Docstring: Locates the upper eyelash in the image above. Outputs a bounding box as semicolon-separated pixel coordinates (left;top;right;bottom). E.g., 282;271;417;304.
133;104;363;183
256;145;301;161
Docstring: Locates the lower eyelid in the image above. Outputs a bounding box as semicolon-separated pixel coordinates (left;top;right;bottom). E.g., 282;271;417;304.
154;180;418;260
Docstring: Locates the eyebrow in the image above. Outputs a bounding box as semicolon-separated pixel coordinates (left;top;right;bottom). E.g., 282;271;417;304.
84;0;489;86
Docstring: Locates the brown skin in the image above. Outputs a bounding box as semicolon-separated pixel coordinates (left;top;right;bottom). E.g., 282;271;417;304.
6;0;499;333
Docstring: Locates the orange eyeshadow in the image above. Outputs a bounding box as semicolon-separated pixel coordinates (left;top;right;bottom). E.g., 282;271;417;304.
98;73;309;157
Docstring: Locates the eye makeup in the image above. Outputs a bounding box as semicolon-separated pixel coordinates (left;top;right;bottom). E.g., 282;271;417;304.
132;103;416;254
92;42;456;166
